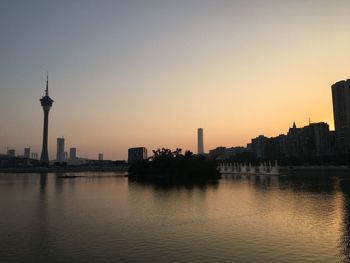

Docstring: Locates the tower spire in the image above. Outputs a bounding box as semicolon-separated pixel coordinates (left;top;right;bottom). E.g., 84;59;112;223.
40;73;53;166
45;72;49;96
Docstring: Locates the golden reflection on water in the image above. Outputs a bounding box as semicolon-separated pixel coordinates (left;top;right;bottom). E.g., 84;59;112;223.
205;175;345;261
0;172;349;262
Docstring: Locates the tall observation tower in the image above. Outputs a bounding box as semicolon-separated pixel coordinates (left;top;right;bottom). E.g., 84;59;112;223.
40;74;54;165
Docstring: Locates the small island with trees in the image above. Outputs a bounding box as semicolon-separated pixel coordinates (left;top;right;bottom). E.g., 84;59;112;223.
128;148;220;181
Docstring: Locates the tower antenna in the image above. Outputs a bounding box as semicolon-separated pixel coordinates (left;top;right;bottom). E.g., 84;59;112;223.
45;72;49;96
40;72;54;165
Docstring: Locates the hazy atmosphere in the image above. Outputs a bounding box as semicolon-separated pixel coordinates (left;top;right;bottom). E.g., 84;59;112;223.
1;0;349;160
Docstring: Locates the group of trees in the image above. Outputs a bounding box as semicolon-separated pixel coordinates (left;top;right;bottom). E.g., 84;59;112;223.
129;148;220;181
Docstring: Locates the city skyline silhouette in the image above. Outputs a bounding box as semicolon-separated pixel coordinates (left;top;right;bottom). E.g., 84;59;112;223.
2;2;350;263
1;1;350;160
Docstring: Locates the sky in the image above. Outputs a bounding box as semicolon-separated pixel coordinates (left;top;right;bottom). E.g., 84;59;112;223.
1;0;350;160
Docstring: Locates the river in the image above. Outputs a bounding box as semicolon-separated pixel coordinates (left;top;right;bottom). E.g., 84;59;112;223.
0;172;349;262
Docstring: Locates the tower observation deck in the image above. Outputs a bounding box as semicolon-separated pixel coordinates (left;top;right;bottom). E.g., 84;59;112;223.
40;74;54;165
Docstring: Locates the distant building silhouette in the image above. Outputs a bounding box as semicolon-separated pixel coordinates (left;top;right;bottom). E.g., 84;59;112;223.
98;153;103;161
56;137;65;162
128;147;147;163
286;122;301;157
209;146;226;160
69;148;77;160
7;149;15;157
40;74;53;165
251;135;269;159
197;128;204;154
249;122;333;159
31;153;38;160
332;79;350;153
208;146;247;160
0;156;39;168
286;122;332;157
24;148;30;158
302;122;332;157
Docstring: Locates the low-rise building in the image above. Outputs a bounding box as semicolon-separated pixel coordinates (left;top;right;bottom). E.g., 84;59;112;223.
128;147;147;163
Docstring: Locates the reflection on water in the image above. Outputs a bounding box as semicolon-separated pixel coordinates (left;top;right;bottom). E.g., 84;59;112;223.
340;179;350;262
0;172;349;262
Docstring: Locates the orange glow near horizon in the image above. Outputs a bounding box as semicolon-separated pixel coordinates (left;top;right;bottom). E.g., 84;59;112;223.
0;1;349;159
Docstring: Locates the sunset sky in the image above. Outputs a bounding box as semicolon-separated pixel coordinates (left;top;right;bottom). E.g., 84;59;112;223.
1;0;350;160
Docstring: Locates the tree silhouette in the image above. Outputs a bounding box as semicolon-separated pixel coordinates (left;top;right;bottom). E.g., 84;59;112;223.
129;148;219;181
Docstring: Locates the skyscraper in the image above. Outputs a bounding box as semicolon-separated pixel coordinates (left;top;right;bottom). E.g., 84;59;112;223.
24;148;30;158
332;79;350;153
40;74;54;165
7;149;15;157
69;148;77;160
197;128;204;154
56;137;65;162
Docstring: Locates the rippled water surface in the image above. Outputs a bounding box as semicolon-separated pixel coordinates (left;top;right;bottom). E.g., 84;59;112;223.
1;172;350;262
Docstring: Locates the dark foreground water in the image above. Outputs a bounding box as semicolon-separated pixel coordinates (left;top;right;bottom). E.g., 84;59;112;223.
0;172;350;262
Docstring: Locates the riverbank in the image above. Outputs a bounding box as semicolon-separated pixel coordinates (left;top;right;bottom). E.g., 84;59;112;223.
0;166;129;174
2;165;350;176
279;165;350;176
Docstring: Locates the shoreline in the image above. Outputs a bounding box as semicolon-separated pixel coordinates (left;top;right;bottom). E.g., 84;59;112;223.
0;166;129;174
280;165;350;176
1;165;350;175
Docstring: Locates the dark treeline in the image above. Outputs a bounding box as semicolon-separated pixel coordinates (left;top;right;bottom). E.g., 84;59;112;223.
129;148;220;181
